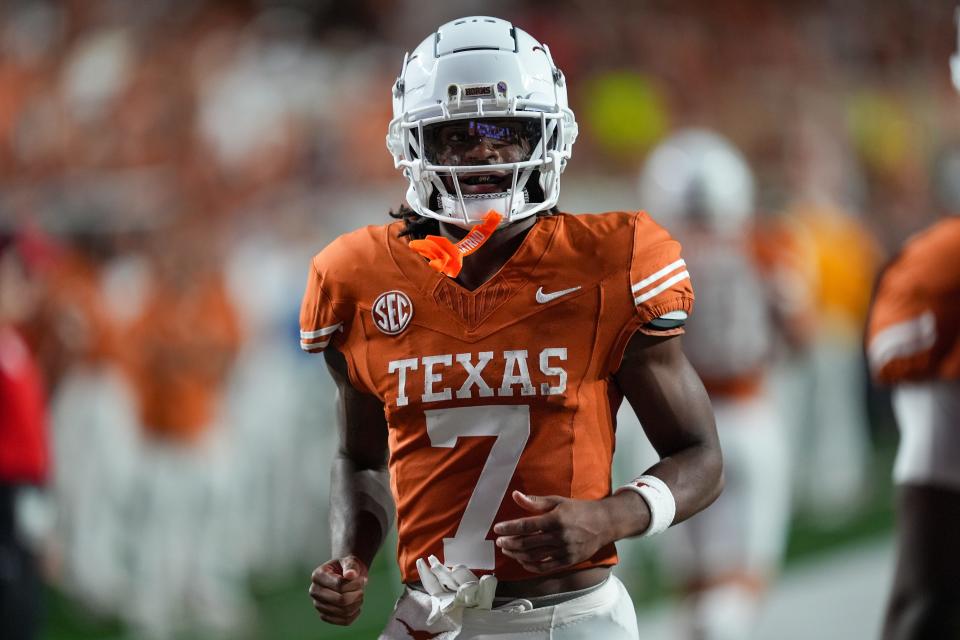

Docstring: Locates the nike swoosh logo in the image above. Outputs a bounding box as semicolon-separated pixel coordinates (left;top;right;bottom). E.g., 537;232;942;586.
536;285;582;304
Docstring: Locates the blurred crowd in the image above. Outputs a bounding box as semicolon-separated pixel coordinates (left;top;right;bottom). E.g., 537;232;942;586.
1;0;958;638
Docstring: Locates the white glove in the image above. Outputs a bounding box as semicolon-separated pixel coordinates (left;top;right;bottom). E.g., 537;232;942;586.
415;555;498;625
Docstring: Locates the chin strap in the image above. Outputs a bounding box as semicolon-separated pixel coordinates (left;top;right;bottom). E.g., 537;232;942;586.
408;211;503;277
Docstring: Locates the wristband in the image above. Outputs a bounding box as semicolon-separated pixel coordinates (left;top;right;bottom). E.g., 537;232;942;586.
614;474;676;537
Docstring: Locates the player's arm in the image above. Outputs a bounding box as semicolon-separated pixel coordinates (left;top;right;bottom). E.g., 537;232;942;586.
495;331;722;574
613;331;723;524
309;345;393;626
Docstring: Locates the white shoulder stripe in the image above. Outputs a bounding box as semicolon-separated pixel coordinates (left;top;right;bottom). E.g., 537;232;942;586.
632;259;686;293
300;323;342;339
634;271;690;305
300;339;330;352
867;311;936;374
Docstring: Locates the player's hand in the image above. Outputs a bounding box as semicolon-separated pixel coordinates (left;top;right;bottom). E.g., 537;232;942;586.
493;491;625;574
309;555;369;625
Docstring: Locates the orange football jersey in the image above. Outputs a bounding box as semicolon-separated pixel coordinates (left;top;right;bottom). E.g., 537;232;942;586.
866;218;960;384
120;272;241;442
299;211;694;582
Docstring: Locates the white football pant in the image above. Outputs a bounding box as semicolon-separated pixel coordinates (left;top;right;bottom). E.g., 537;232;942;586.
381;574;639;639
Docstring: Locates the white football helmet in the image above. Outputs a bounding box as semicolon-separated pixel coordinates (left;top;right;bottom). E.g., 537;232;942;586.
638;129;755;235
386;16;578;228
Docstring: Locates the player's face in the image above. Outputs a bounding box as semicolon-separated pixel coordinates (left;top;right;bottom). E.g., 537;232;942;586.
424;118;539;194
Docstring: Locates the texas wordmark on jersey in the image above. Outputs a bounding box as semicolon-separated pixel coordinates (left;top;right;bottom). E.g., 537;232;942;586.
388;348;568;407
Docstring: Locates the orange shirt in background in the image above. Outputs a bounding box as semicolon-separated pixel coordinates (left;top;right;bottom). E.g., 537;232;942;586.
123;272;241;443
24;250;119;390
790;203;882;330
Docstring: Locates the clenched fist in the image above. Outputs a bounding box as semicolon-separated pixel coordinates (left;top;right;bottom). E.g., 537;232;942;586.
309;555;369;625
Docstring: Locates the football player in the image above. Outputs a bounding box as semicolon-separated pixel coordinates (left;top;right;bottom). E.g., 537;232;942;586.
869;21;960;634
303;17;723;639
638;130;815;640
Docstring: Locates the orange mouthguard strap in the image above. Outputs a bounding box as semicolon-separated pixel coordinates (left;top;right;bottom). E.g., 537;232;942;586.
409;211;503;277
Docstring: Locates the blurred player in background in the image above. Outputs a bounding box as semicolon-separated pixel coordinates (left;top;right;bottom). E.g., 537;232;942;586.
867;187;960;639
27;222;142;617
638;130;815;640
0;231;50;640
304;17;723;639
117;218;246;637
777;113;882;523
223;218;338;579
867;31;960;631
23;212;250;638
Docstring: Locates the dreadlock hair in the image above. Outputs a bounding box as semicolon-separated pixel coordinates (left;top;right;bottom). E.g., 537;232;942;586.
388;176;560;239
390;203;438;239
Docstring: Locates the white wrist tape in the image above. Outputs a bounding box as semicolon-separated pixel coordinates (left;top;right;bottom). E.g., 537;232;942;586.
615;474;676;537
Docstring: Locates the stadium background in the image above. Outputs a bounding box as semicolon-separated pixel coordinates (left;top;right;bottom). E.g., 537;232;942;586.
0;0;955;638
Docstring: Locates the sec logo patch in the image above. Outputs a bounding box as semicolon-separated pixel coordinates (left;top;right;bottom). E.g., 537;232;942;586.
373;290;413;335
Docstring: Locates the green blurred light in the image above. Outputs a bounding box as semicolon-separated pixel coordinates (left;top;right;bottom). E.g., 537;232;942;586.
581;71;669;156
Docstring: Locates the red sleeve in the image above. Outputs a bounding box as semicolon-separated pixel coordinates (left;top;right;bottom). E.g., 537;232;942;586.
0;330;49;484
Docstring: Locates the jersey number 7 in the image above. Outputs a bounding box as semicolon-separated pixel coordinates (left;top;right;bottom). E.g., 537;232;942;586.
425;405;531;569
